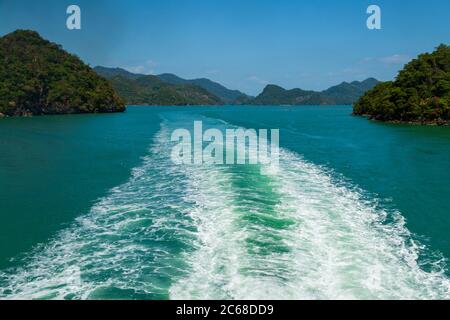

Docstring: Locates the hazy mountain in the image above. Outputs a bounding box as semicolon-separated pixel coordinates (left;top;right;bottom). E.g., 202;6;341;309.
102;73;222;106
251;85;327;105
93;66;380;107
322;78;381;104
158;73;249;104
251;79;380;105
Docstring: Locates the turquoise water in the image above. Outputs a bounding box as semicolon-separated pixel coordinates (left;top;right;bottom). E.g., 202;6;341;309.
0;106;450;299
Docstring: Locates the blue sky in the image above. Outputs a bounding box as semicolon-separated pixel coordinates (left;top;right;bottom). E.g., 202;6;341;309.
1;0;449;95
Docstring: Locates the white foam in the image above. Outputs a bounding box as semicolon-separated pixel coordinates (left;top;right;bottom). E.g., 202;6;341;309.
169;140;450;299
0;127;197;300
1;119;450;300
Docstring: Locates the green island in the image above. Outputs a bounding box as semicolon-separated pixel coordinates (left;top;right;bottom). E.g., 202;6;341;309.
94;67;223;106
248;78;380;105
354;45;450;124
0;29;382;116
0;30;125;117
3;29;448;123
95;66;380;106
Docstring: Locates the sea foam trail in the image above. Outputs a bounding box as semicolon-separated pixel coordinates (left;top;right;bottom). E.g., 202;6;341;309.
0;127;198;300
1;118;450;300
168;120;450;300
170;147;450;299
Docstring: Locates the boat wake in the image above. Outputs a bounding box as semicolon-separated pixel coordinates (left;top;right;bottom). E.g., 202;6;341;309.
1;117;449;300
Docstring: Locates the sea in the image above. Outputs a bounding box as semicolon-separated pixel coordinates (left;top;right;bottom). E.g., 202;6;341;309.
1;105;450;300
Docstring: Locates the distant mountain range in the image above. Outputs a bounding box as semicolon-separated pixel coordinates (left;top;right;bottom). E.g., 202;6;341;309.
157;73;250;104
94;66;380;106
94;67;247;106
250;78;380;105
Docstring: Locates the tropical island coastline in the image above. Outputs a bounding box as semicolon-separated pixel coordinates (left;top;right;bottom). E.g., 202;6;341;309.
2;29;449;126
0;29;381;118
354;45;450;125
0;30;125;117
95;65;380;107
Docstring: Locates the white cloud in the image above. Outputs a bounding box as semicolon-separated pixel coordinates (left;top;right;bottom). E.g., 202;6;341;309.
378;54;411;65
125;65;146;74
124;59;158;75
361;54;411;65
248;75;269;85
146;59;157;67
326;68;367;80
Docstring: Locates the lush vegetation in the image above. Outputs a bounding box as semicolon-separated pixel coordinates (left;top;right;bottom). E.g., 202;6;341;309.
94;66;144;80
158;73;249;104
354;45;450;123
251;85;324;105
0;30;125;117
95;67;223;106
96;67;377;106
250;79;379;105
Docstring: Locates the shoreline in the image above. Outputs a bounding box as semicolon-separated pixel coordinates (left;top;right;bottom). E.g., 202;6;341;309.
354;114;450;126
0;109;126;119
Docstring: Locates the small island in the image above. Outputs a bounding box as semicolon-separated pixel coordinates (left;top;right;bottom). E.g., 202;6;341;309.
0;30;125;117
354;45;450;125
249;78;380;106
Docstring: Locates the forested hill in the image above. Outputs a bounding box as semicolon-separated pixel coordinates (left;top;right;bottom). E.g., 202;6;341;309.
95;66;378;106
250;78;380;105
354;45;450;124
94;67;222;106
0;30;125;117
157;73;249;104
